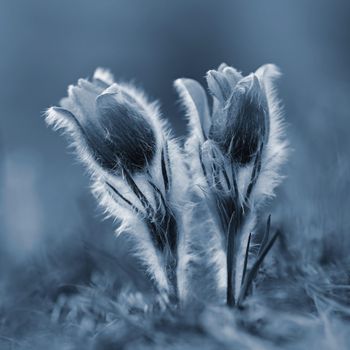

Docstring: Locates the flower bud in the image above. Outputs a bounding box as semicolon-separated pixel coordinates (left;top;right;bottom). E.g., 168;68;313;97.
48;76;157;174
207;65;243;146
95;88;156;172
206;64;243;103
212;74;269;164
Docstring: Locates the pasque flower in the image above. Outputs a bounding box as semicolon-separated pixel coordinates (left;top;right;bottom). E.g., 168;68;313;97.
47;64;287;308
46;69;188;304
176;63;288;306
176;63;270;166
47;73;157;174
207;66;269;164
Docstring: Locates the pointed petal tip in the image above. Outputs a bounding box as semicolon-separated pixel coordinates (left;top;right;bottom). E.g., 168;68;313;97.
256;63;282;81
205;69;226;85
46;106;76;122
174;77;202;90
93;67;115;85
222;66;242;78
76;77;98;90
45;106;80;133
206;70;230;101
218;62;228;72
95;83;122;107
173;77;186;87
205;69;217;79
239;74;268;107
222;66;239;74
67;84;75;96
67;84;85;101
77;78;89;87
206;69;221;78
174;78;190;92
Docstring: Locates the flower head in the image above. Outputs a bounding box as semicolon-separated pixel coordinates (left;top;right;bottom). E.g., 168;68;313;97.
207;65;269;164
46;71;157;174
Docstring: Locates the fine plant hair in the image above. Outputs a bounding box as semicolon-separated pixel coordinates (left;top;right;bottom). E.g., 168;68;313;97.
45;63;288;307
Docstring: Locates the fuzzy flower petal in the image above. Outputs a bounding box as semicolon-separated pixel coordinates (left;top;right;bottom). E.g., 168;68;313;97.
174;78;211;141
47;76;157;174
223;74;269;164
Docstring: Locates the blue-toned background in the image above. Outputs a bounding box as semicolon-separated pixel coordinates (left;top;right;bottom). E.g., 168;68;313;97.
1;0;349;266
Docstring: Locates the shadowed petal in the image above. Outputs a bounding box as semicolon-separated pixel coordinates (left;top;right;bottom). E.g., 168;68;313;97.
95;91;157;172
222;74;269;164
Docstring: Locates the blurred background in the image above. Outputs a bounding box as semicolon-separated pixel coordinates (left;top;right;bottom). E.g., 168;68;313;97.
0;0;350;268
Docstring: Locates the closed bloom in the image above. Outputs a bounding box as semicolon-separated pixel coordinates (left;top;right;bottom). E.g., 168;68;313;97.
47;69;188;300
175;63;270;165
207;64;269;164
177;63;288;307
46;71;157;174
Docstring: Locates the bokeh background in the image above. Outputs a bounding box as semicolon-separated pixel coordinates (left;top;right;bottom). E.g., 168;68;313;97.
1;0;350;275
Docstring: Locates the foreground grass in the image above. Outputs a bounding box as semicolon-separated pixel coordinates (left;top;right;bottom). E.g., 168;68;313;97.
1;217;350;350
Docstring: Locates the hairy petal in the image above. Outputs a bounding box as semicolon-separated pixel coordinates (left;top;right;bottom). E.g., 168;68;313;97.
95;89;157;172
174;78;211;141
46;69;191;301
251;63;289;205
223;74;269;164
221;66;243;87
207;65;243;103
93;67;115;87
206;70;232;103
